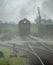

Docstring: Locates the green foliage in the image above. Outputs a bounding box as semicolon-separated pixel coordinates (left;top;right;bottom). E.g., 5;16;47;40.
9;57;24;65
0;47;24;65
0;57;24;65
0;47;11;57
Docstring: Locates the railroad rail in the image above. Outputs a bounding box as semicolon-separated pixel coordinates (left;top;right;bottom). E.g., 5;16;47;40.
28;35;53;52
21;35;53;65
0;35;53;65
21;36;45;65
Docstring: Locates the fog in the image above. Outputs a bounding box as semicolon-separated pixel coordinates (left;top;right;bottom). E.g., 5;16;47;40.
0;0;53;23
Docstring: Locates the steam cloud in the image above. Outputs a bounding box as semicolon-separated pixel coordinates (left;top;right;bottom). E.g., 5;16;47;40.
0;0;53;23
42;0;53;19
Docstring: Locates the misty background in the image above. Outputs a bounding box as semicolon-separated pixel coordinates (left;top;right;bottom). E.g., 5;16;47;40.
0;0;53;23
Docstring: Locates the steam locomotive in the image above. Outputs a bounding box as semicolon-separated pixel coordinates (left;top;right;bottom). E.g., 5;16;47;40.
19;18;30;35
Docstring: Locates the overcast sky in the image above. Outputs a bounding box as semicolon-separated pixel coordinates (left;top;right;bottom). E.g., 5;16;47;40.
0;0;53;23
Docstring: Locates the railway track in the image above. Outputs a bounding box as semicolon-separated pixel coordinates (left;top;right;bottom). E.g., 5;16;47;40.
0;35;53;65
28;35;53;53
21;35;53;65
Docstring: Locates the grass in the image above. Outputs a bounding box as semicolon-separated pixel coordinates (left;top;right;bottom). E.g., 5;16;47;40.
0;47;11;57
0;23;53;40
30;23;38;33
0;47;24;65
0;57;24;65
30;24;53;41
40;35;53;41
0;23;38;33
0;23;18;33
0;23;53;65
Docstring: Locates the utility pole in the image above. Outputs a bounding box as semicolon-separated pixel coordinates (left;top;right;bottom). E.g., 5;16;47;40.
37;7;41;35
37;7;41;24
